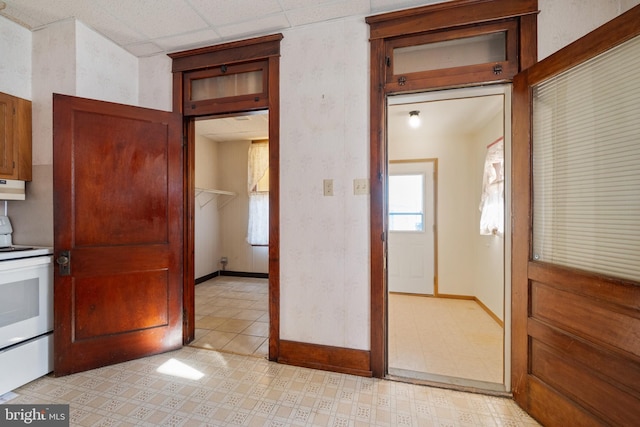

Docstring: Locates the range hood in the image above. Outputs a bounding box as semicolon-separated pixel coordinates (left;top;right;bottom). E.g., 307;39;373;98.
0;179;26;200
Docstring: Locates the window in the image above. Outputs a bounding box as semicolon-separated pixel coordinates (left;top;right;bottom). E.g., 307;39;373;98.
479;137;504;236
388;174;424;232
247;141;269;246
532;35;640;282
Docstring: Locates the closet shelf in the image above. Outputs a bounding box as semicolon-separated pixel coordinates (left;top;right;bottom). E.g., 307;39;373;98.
195;187;237;209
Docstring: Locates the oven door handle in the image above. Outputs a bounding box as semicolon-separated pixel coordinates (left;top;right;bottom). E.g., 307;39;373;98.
56;250;71;276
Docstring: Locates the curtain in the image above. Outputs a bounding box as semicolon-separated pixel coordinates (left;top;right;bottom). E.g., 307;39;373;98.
247;143;269;245
479;137;504;235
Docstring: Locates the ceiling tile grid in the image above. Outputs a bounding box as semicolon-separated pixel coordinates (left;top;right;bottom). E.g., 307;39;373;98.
1;0;441;57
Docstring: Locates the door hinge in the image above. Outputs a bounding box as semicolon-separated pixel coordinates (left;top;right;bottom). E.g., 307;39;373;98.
378;172;383;182
381;232;386;241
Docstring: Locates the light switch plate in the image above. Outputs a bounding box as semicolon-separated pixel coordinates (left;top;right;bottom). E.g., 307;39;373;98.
323;179;334;196
353;178;369;195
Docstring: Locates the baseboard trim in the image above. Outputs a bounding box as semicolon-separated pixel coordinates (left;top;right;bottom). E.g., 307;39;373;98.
473;297;504;327
437;293;475;300
195;271;220;284
195;270;268;284
278;340;372;377
221;270;269;279
437;293;503;327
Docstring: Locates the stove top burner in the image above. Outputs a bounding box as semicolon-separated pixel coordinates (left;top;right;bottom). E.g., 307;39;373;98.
0;246;35;252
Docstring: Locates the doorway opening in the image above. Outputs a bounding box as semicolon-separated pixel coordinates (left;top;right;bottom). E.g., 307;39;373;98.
190;111;270;357
386;85;511;393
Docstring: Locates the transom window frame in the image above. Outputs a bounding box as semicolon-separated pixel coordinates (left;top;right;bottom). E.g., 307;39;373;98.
183;60;269;115
385;19;519;92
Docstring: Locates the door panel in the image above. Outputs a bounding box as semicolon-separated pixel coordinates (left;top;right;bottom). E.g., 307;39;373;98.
53;94;183;376
512;5;640;425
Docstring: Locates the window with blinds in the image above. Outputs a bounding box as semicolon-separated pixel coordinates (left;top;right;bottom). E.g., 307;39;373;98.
532;34;640;282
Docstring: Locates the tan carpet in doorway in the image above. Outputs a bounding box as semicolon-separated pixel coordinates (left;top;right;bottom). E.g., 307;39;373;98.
388;294;504;384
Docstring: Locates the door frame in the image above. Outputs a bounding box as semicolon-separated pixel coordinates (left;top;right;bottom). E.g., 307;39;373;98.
169;34;282;361
385;85;512;392
366;0;537;379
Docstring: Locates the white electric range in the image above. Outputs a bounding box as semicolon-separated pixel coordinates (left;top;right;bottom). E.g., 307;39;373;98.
0;215;54;395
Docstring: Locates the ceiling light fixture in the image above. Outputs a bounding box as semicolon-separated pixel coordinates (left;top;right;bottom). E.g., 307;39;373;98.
408;110;421;128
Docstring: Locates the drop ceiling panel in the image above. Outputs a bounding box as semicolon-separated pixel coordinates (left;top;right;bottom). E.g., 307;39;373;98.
196;114;269;143
102;0;209;39
0;0;467;58
189;0;284;26
216;14;290;40
154;29;222;52
285;0;370;27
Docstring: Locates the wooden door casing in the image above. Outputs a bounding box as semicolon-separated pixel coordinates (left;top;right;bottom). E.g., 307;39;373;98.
367;0;538;379
169;34;282;362
53;94;183;376
511;6;640;426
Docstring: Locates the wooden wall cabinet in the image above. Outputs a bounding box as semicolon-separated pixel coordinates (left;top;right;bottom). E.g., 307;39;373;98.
0;92;32;181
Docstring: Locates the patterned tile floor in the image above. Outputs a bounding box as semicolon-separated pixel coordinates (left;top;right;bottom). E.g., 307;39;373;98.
192;276;269;358
6;346;541;426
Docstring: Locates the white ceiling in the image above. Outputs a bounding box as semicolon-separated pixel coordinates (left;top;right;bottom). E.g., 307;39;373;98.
0;0;441;57
389;94;504;141
196;112;269;143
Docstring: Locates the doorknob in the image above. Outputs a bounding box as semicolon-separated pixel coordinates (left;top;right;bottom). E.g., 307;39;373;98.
57;250;71;276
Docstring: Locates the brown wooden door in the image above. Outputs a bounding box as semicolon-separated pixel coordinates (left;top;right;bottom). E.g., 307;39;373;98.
512;6;640;426
53;94;183;376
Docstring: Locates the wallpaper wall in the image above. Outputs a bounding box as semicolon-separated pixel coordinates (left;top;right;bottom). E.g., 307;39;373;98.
279;17;370;350
75;21;138;106
0;16;31;100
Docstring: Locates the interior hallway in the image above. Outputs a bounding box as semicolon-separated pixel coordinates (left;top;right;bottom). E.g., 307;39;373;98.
7;346;540;426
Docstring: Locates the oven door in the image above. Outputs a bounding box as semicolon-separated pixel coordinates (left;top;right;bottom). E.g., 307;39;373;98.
0;256;53;350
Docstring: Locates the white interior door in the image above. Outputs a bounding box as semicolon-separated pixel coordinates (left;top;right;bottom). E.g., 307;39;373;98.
387;160;435;295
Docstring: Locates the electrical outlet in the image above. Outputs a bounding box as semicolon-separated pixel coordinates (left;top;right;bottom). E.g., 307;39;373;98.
323;179;334;196
353;178;369;195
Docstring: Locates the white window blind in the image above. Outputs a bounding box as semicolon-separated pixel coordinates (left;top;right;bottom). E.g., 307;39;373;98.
532;34;640;282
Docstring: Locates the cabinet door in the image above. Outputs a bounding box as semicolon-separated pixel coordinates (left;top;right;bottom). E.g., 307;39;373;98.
0;93;16;176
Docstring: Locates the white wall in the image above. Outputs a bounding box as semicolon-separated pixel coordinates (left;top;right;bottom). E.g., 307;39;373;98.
138;55;173;112
218;140;269;274
194;135;222;278
194;137;269;277
75;21;138;105
0;17;31;100
471;111;505;321
538;0;640;59
389;131;477;297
